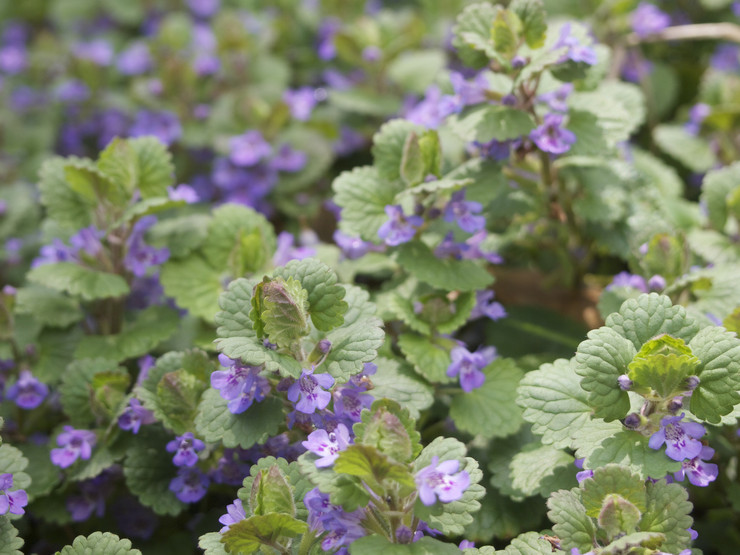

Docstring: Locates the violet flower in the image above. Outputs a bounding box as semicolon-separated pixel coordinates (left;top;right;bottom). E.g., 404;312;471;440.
129;110;182;145
124;216;170;277
51;426;97;468
270;144;307;173
554;23;598;65
0;44;27;74
166;432;206;467
447;345;496;392
378;205;423;246
6;370;48;409
711;44;740;72
333;387;373;424
530;113;576;155
444;191;486;233
606;271;648;293
118;398;156;434
632;3;671;38
469;290;506;321
169;467;209;502
272;232;315;268
187;0;221;18
67;475;110;521
449;71;489;108
333;230;379;260
673;445;718;487
574;458;594;483
648;413;706;461
167;184;199;203
287;367;335;414
73;38;114;66
406;85;458;129
229;130;272;167
219;498;247;533
302;423;351;467
117;42;152;75
685;103;710;136
0;474;27;516
415;455;470;505
283;87;318;121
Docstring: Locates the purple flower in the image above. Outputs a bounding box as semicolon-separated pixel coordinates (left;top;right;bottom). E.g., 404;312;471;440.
648;413;706;461
334;387;373;424
73;39;114;66
219;498;247;533
169;467;209;503
6;370;48;409
166;432;206;467
607;271;648;293
632;3;671;38
272;232;315;268
118;398;155;434
333;230;379;260
54;80;90;104
270;144;307;173
415;456;470;506
0;474;27;516
32;238;75;267
647;274;666;291
538;83;573;113
51;426;96;468
70;226;104;258
378;205;423;246
685;103;710;136
187;0;221;18
447;346;496;392
129;110;182;146
674;446;718;487
554;24;598;65
284;88;318;121
530;113;576;155
317;18;340;61
459;540;475;549
406;85;458;129
113;497;158;540
287;367;335;414
229;130;272;167
469;290;506;321
67;475;110;521
574;458;594;483
117;42;152;75
444;191;485;233
302;423;351;467
711;44;739;72
462;231;503;264
167;184;199;203
304;487;365;550
0;44;27;74
124;216;170;277
449;71;489;108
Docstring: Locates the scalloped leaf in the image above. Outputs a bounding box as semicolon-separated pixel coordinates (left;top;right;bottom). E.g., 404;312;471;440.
639;480;693;554
397;334;455;384
450;358;524;439
353;399;422;463
547;489;597;553
221;514;307;554
159;255;223;322
701;161;740;231
56;531;141;555
14;286;83;328
448;105;535;144
27;262;129;301
38;157;94;230
128;136;175;198
517;358;591;449
252;277;310;349
0;516;24;555
0;445;31;492
369;358;434;419
238;457;313;521
509;444;574;498
59;358;127;426
495;531;560;555
372;119;425;182
581;465;646;518
349;535;463;555
627;335;700;399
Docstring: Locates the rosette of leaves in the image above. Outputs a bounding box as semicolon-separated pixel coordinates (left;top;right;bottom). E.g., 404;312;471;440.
297;400;484;546
547;465;693;554
518;293;740;480
215;257;384;381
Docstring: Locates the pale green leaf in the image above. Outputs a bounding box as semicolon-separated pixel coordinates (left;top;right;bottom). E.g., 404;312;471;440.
56;532;141;555
640;480;693;554
0;516;24;555
547;489;597;553
368;358;434;419
510;444;574;497
27;262;130;301
397;333;455;384
128;136;175;198
701;161;740;231
372;119;424;181
396;241;493;292
448;105;535;144
14;285;83;328
653;125;717;174
159;255;224;321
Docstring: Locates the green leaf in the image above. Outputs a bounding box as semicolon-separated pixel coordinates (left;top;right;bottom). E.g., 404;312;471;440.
354;398;423;461
27;262;130;301
396;241;493;292
0;516;24;555
509;444;574;497
239;457;313;521
390;289;476;336
492;9;520;58
598;494;642;540
387;50;447;95
413;437;485;535
64;159;124;205
367;357;434;419
194;389;284;449
449;358;524;439
655;123;718;174
33;327;83;384
56;532;142;555
250;465;296;517
349;535;463;555
333;166;404;242
329;89;401;117
547;489;597;553
221;512;308;554
334;444;416;495
701;162;740;231
148;214;210;258
517;358;591;449
0;445;31;492
122;427;185;516
75;306;179;362
18;443;60;500
581;465;646;518
159;255;224;321
600;531;665;553
38;157;94;230
510;0;546;48
252;277;310;349
495;531;558;555
639;480;693;554
197;533;228;555
59;358;127;426
273;258;348;332
14;285;83;328
400;132;425;186
372;119;425;182
627;335;700;399
297;452;370;511
397;334;454;384
97;137;139;194
569;82;645;146
452;2;500;67
574;327;635;421
448;105;535;143
688;325;740;423
128;136;175;198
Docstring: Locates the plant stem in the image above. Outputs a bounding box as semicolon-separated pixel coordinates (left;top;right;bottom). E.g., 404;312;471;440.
626;23;740;46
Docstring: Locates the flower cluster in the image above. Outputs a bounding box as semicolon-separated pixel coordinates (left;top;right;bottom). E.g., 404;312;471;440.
211;355;271;414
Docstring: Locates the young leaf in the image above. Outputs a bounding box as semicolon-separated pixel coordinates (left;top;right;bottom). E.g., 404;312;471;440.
598;494;642;540
198;533;228;555
354;399;423;461
56;532;141;555
510;0;547;48
128;136;175;198
296;453;370;511
253;277;310;349
547;489;597;553
626;335;700;399
239;457;313;521
38;157;94;231
221;514;308;555
452;2;500;67
448;105;535;144
250;465;296;517
580;465;646;518
372;119;424;181
400;132;425;186
97;137;140;194
334;444;416;495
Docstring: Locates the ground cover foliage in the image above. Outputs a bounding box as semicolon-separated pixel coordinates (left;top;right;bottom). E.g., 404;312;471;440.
1;0;740;553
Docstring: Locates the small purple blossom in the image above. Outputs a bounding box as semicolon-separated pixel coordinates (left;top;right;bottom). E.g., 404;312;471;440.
648;413;706;461
0;474;27;516
302;423;351;467
67;475;110;521
0;44;27;74
51;426;96;468
632;3;671;38
377;205;423;246
406;85;459;129
685;103;710;136
219;498;247;533
124;216;170;277
283;88;318;121
447;346;496;392
304;487;365;550
270;144;307;173
317;18;340;61
287;367;335;414
169;467;209;503
617;374;633;391
54;80;90;104
73;39;114;66
469;290;506;321
415;456;470;506
449;71;489;108
712;44;740;72
117;42;152;75
333;230;381;259
334;387;373;424
530;113;576;155
606;271;648;293
554;23;598;65
229;130;272;167
444;191;486;233
6;370;48;409
118;398;155;434
674;445;718;487
272;232;315;268
167;184;199;203
538;83;573;113
187;0;221;18
166;432;206;467
129;110;182;146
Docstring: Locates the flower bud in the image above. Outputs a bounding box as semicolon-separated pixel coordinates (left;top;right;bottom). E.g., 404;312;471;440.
624;412;641;429
617;374;633;391
667;396;683;413
685;376;700;391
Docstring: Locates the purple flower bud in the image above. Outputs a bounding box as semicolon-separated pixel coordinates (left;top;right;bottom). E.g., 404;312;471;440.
511;56;527;69
623;413;641;429
606;271;648;293
685;376;700;391
166;432;205;467
396;525;414;544
501;94;518;106
187;0;221;18
711;44;740;72
617;374;633;391
129;110;182;146
667;396;684;413
317;339;332;354
1;285;16;297
415;456;470;505
124;216;169;277
647;274;666;291
0;44;27;74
